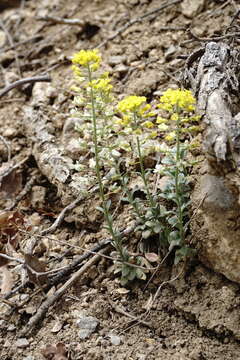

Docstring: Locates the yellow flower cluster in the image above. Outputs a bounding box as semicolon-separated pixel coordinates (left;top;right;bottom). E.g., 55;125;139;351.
116;96;156;136
72;49;101;70
71;65;82;77
117;96;147;114
89;77;112;93
158;89;196;113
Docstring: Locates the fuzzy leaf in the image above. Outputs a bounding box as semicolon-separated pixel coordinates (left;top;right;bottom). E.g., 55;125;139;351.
142;229;152;239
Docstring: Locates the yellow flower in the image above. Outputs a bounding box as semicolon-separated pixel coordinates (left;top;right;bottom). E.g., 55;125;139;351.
72;49;101;69
118;141;131;152
158;124;169;132
156;116;168;124
71;65;82;76
190;115;201;122
170;113;179;121
158;89;196;113
180;117;191;124
188;125;201;132
115;118;123;125
122;115;131;126
133;128;142;135
117;96;147;114
139;104;151;114
89;78;112;92
148;131;158;139
142;120;154;129
165;131;176;142
70;85;81;92
189;141;200;149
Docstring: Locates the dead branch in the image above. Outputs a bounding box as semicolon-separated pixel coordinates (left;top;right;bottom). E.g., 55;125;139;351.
40;195;83;236
19;246;110;336
0;75;51;98
25;194;84;254
36;15;85;27
189;29;240;42
109;300;152;328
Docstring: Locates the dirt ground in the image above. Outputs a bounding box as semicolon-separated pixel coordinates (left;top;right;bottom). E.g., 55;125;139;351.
0;0;240;359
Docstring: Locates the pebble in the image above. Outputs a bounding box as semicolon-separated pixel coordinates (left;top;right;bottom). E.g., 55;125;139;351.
76;315;99;339
7;324;16;331
15;338;29;348
0;30;6;48
0;320;6;329
165;45;177;60
108;55;127;66
3;128;17;138
114;64;128;75
181;0;205;18
108;334;121;345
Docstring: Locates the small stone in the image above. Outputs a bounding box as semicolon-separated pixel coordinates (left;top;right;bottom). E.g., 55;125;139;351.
15;338;29;348
23;356;35;360
109;334;121;345
165;45;177;60
181;0;205;18
108;55;127;66
114;64;128;75
2;128;17;138
7;324;16;331
137;355;146;360
0;30;6;48
76;315;99;339
66;139;82;158
0;50;15;65
0;320;5;329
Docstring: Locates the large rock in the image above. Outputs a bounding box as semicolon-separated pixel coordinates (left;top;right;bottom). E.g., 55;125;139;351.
192;173;240;283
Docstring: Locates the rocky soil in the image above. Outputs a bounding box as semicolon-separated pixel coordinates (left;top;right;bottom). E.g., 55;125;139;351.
0;0;240;359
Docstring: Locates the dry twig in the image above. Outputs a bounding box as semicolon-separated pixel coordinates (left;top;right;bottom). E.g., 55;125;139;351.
109;300;153;329
19;246;110;336
36;15;85;27
189;29;240;42
0;75;51;98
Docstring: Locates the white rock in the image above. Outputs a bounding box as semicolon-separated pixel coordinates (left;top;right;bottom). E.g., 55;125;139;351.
0;30;6;48
77;315;99;339
15;338;29;348
181;0;205;18
109;334;121;345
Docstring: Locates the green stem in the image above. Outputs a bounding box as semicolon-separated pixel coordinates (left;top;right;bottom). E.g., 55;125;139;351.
115;162;145;223
87;65;124;259
175;114;184;245
133;114;156;212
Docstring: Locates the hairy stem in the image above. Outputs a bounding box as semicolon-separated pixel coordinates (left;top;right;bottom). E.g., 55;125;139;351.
87;65;124;259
